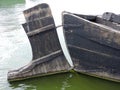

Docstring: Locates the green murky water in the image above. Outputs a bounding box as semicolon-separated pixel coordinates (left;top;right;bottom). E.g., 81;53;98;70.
0;0;120;90
9;72;120;90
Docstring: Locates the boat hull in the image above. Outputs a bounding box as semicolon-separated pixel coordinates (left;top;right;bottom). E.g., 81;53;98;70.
7;4;71;82
63;12;120;82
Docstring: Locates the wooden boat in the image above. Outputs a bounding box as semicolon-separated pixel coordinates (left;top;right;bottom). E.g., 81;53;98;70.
8;4;71;82
7;3;120;82
62;11;120;82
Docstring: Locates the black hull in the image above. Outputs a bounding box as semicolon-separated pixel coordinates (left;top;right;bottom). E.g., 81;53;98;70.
63;12;120;82
8;4;71;82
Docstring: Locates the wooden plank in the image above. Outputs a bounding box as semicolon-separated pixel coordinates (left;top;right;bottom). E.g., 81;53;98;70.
22;4;60;60
68;46;120;82
27;24;55;37
22;16;54;33
63;13;120;50
28;29;61;60
23;3;52;22
10;50;62;74
65;31;120;58
8;4;71;82
8;51;70;82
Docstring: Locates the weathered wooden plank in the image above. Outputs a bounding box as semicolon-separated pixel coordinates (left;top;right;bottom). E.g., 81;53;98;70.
17;50;62;73
22;4;60;60
68;46;120;82
8;4;71;82
27;24;55;37
8;51;70;82
63;13;120;50
28;29;61;60
65;31;120;58
22;16;54;33
21;4;60;60
68;45;120;70
23;3;52;22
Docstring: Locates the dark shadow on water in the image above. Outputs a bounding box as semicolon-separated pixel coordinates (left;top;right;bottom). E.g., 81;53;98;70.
9;72;120;90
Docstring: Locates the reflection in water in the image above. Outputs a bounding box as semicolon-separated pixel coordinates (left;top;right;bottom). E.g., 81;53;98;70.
61;73;72;90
